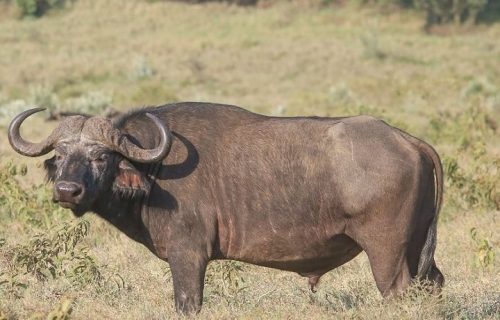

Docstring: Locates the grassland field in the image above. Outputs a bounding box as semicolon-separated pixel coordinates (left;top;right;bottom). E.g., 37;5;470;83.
0;0;499;319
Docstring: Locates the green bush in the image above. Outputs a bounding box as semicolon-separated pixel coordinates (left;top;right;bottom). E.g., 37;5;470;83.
62;91;112;115
427;104;499;212
0;163;64;228
15;0;70;17
347;0;494;25
10;220;97;283
414;0;490;26
470;228;495;269
444;154;500;211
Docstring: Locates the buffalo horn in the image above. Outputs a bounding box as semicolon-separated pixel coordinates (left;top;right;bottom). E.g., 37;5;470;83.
8;107;59;157
111;113;172;163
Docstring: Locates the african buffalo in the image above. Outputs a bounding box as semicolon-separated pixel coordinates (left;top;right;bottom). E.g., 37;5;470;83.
8;103;444;313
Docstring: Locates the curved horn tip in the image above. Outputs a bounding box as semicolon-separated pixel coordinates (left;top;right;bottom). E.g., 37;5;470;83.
11;107;47;122
145;112;160;121
146;112;171;156
26;106;46;114
8;107;51;157
145;112;170;142
8;107;47;132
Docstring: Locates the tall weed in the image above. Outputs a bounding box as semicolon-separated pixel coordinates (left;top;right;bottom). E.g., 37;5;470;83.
10;221;94;282
428;105;499;212
470;228;495;269
15;0;73;17
204;261;248;305
0;163;65;228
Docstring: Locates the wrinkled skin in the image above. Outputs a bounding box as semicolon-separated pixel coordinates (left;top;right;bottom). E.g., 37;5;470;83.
44;143;148;217
9;102;444;314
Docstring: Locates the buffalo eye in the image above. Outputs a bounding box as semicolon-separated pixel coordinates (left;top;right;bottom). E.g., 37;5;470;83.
92;153;109;164
55;154;65;162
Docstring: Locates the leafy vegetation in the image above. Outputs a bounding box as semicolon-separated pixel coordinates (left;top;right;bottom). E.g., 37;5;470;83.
414;0;492;25
352;0;496;25
470;227;495;269
15;0;71;17
3;0;499;25
205;261;248;305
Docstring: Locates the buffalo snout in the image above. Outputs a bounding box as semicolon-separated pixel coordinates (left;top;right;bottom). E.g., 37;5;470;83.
54;181;84;206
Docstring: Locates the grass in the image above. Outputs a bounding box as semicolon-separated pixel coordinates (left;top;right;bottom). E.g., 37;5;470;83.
0;0;499;318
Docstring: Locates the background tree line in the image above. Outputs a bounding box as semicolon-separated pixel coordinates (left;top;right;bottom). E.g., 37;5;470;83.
3;0;499;28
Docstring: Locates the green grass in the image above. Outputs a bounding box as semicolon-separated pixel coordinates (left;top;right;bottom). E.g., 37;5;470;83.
0;0;499;318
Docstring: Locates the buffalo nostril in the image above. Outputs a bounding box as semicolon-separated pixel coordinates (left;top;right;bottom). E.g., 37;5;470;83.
55;181;83;200
71;186;82;197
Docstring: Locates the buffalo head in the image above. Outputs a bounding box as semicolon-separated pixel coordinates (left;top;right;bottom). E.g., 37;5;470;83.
8;108;172;216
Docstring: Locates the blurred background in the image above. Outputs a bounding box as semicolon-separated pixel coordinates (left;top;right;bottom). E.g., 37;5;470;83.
0;0;499;319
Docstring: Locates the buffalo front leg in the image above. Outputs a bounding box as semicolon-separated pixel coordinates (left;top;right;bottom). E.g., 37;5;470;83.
168;253;208;314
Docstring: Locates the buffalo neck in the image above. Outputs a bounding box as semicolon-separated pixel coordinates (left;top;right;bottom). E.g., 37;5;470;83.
93;193;147;244
93;162;161;249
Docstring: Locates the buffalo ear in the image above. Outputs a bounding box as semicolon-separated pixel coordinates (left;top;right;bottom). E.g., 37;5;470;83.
112;159;150;198
43;156;57;182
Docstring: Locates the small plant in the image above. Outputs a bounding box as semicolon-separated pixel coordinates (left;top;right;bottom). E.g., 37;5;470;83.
328;84;357;108
15;0;71;18
8;218;125;291
360;31;386;60
47;298;73;320
28;85;59;111
0;99;30;128
62;91;112;115
44;298;74;320
0;272;28;299
205;261;248;304
130;57;155;81
443;153;499;211
470;228;495;269
428;104;495;150
11;220;94;282
0;163;64;228
414;0;490;27
461;77;498;99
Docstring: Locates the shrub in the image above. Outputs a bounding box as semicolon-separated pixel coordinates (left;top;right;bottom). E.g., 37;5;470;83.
27;298;74;320
428;104;495;151
15;0;71;17
444;154;500;211
0;163;65;228
0;272;27;299
204;261;248;304
129;57;155;81
346;0;494;26
0;99;30;128
10;220;97;282
470;228;495;269
414;0;490;26
62;91;112;115
428;104;499;212
28;85;59;111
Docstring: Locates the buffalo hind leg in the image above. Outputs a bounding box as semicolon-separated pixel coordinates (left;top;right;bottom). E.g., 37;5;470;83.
363;243;413;297
168;253;208;314
349;212;415;296
361;223;444;297
418;259;444;292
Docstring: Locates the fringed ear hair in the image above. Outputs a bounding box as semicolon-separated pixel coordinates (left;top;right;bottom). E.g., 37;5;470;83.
112;159;150;199
43;156;57;182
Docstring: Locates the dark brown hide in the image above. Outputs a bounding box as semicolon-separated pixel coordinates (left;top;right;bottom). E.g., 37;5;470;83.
9;103;444;314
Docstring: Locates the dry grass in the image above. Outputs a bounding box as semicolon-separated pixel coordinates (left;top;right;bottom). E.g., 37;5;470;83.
0;0;499;319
